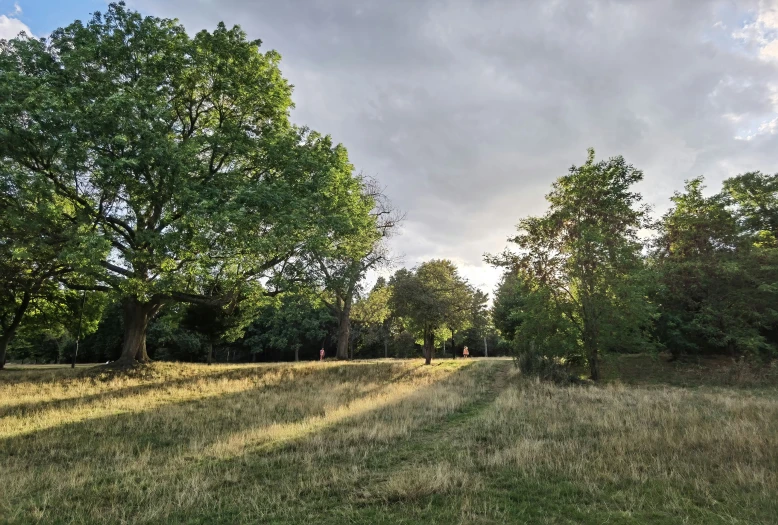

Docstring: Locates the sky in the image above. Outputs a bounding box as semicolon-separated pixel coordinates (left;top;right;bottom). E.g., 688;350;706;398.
4;0;778;296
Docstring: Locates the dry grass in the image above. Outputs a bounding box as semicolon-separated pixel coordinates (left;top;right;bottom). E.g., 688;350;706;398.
1;356;776;524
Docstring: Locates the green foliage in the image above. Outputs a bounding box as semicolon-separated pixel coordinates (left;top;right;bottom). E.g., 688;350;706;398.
652;176;778;359
489;149;653;379
351;278;394;356
243;291;334;361
0;166;107;365
0;3;375;363
389;260;479;363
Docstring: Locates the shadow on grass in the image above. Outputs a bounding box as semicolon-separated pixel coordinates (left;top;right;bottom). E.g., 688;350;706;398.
0;360;488;524
599;353;778;389
0;360;477;457
0;361;429;420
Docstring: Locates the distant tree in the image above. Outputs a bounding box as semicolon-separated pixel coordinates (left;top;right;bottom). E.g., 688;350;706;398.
389;260;475;365
488;149;652;380
0;4;374;366
351;277;393;358
491;271;526;342
722;172;778;246
244;292;332;362
311;179;401;359
179;301;237;365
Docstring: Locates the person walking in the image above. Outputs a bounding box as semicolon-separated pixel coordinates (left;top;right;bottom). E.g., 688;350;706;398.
463;346;470;358
320;348;325;361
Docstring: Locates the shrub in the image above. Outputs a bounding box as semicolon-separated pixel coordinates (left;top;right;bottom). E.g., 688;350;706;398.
514;349;572;384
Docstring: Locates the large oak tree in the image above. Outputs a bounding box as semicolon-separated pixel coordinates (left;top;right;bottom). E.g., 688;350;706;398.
0;3;374;366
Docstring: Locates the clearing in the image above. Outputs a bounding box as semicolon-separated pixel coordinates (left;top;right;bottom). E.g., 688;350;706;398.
1;356;776;524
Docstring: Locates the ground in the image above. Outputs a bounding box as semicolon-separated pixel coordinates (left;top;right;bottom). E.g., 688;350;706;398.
1;356;777;524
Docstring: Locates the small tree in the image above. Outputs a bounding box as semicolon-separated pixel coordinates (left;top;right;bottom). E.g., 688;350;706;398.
389;260;474;365
488;149;652;380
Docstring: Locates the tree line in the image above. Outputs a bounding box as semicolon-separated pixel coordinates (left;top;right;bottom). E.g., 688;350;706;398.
0;3;494;368
2;4;774;376
490;149;778;380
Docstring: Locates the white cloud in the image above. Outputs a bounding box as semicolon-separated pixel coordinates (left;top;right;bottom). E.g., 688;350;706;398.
0;15;31;40
13;2;22;15
733;0;778;61
124;0;778;292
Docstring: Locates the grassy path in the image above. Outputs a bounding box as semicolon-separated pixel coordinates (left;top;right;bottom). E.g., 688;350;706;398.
3;358;777;525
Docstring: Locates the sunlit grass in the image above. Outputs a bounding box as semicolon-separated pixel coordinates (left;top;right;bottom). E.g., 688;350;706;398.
1;356;776;524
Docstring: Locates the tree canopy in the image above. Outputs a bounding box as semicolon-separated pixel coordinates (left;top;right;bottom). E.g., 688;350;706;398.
390;260;480;365
488;149;653;379
0;3;376;365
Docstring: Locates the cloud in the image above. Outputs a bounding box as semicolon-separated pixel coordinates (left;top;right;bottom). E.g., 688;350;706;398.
0;14;30;40
127;0;778;292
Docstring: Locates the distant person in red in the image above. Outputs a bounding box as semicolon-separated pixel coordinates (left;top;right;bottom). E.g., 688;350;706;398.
320;348;325;361
463;346;470;358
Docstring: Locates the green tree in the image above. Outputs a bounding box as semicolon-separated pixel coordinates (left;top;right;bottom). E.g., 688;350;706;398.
722;172;778;246
492;271;526;342
245;291;332;362
0;4;373;366
389;260;474;365
351;277;393;358
0;168;99;367
311;179;401;359
652;177;778;358
488;149;651;380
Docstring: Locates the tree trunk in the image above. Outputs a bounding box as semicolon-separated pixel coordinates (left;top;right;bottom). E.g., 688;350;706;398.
384;338;388;359
583;322;600;381
117;298;152;366
423;330;434;365
294;347;299;362
207;341;214;365
581;293;600;381
0;288;32;370
0;334;11;370
336;300;352;360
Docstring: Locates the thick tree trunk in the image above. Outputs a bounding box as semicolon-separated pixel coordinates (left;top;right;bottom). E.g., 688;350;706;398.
423;330;434;365
0;288;32;370
207;342;214;365
294;347;299;362
117;298;152;366
0;334;11;370
336;300;352;360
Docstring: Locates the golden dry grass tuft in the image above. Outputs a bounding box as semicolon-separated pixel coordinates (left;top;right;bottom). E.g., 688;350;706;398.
1;356;776;524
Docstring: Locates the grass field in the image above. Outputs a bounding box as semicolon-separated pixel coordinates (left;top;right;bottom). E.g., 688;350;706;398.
1;356;777;524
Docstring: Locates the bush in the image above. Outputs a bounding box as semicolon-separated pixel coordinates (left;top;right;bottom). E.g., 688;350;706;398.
514;349;573;384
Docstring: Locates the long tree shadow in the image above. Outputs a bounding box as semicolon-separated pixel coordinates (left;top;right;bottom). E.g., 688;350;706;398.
1;360;486;524
171;360;506;524
0;361;425;422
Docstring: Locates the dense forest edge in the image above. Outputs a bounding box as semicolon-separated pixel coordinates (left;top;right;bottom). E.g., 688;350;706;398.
2;3;777;383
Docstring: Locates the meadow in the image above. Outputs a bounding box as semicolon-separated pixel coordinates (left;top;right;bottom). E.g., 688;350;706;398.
1;356;777;524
